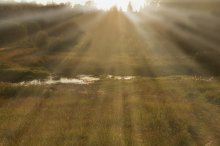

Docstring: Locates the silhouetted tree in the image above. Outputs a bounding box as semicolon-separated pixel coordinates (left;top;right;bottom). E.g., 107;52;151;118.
74;4;83;10
85;1;96;10
127;2;133;12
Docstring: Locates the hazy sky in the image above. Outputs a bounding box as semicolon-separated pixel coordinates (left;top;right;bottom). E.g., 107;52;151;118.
9;0;146;11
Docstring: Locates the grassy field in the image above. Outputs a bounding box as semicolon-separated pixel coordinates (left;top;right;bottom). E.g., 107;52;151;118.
0;76;220;146
0;2;220;146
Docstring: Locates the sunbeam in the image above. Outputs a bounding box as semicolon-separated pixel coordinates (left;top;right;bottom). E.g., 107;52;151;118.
1;1;220;146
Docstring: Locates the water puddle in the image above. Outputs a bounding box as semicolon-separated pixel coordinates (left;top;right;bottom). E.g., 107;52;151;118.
77;75;100;82
18;75;100;86
16;75;135;86
107;75;135;80
9;75;215;86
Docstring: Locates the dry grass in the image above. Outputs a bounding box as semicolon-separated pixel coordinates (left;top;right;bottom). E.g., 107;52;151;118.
0;3;220;146
0;77;220;146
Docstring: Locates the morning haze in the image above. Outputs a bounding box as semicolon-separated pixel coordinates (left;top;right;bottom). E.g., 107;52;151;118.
0;0;220;146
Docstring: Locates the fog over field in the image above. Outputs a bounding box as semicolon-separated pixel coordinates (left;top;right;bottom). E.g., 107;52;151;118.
0;1;220;146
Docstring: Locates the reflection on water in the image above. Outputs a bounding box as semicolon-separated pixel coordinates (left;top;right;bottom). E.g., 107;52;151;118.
13;75;215;86
78;75;100;82
19;75;100;86
107;75;135;80
18;75;135;86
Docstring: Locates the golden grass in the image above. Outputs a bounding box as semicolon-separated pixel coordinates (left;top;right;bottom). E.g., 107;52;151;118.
0;77;220;146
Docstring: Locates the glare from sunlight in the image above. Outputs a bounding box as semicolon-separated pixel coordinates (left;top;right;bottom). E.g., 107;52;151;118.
95;0;146;11
14;0;146;11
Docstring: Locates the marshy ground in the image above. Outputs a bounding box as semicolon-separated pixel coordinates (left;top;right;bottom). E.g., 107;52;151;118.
0;2;220;146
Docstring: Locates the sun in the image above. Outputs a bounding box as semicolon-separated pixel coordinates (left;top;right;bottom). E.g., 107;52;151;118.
94;0;146;11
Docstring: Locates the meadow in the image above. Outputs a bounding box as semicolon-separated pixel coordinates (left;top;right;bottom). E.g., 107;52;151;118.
0;76;220;146
0;1;220;146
